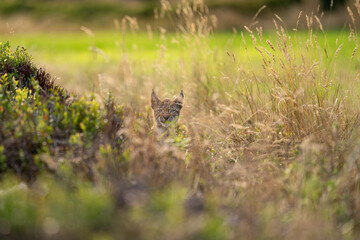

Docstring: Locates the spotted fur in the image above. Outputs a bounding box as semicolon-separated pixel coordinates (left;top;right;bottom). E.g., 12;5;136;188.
151;90;184;137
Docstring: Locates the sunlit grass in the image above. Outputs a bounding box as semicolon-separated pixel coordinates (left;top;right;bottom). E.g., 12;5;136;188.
2;0;360;239
2;29;358;96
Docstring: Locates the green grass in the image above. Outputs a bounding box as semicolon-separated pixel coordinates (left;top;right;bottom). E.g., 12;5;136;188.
2;29;357;94
4;30;355;63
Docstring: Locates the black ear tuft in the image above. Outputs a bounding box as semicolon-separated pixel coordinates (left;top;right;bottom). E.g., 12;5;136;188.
175;90;184;104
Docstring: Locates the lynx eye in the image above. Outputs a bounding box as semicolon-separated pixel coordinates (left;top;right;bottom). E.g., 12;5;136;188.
172;103;182;110
171;110;178;114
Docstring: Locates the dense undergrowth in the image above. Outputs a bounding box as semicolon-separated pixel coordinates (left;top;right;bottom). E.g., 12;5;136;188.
2;0;360;239
0;41;126;182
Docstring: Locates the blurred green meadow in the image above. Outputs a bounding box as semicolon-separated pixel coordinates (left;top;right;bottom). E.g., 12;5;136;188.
2;0;360;239
2;29;357;94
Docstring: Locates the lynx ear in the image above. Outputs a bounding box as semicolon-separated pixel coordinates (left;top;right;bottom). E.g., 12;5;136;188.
175;90;184;103
151;89;160;109
174;90;184;110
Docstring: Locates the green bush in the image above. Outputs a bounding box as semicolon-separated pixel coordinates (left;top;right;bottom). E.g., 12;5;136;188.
0;42;124;181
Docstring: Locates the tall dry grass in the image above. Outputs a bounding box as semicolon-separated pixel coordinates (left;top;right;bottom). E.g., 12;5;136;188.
89;0;360;238
4;0;360;239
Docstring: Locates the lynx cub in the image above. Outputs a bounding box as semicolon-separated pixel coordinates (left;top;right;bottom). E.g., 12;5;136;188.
151;90;184;138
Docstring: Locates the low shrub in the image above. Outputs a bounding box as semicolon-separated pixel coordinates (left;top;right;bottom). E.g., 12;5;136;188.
0;42;125;181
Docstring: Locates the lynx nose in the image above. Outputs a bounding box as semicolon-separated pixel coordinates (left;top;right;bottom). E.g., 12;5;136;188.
164;115;170;121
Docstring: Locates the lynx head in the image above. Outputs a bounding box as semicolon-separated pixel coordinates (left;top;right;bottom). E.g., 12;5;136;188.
151;90;184;128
